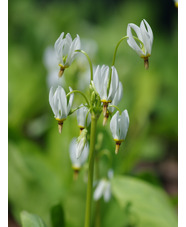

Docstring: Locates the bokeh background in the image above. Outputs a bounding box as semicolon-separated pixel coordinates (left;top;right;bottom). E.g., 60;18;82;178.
8;0;178;226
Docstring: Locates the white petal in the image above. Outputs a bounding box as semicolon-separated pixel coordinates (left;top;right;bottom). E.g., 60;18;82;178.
93;65;101;95
69;138;81;167
49;87;55;114
94;180;106;201
69;138;89;168
54;32;64;57
108;66;119;100
110;82;123;109
79;142;89;164
66;34;81;65
110;111;119;140
67;87;74;114
127;24;144;56
140;19;153;55
101;66;109;100
120;110;129;140
57;86;67;118
77;105;90;127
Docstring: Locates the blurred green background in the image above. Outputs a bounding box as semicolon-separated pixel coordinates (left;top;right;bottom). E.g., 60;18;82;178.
8;0;178;226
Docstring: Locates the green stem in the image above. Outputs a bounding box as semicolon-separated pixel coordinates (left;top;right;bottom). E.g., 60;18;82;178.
112;36;128;66
76;49;93;81
112;35;144;66
109;105;122;114
84;114;97;227
94;146;101;227
66;90;90;107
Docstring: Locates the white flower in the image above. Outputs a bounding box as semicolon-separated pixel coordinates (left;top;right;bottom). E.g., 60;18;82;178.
69;138;89;170
77;105;91;129
108;82;123;113
93;65;119;116
110;110;129;154
49;86;74;133
93;65;119;102
127;19;153;69
54;32;81;76
94;169;113;202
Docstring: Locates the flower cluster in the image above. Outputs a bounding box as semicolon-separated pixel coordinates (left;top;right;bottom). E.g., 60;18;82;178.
48;19;153;175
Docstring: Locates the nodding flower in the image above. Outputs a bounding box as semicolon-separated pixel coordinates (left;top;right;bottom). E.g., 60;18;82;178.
127;19;153;69
77;105;91;132
49;86;74;133
94;169;114;202
110;110;129;154
54;32;81;76
93;65;119;117
69;138;89;180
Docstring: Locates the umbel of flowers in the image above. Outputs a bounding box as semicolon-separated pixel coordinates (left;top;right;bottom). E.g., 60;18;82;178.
48;19;153;227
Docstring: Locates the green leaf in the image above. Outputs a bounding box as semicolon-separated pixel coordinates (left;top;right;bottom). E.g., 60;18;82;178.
111;175;177;227
20;211;47;227
50;204;65;227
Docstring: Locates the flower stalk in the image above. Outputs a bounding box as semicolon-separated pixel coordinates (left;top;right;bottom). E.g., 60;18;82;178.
84;113;97;227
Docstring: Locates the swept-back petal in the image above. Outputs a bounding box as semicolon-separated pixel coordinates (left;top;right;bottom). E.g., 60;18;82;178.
101;65;109;100
140;19;153;55
110;111;120;140
69;138;89;168
66;34;81;65
93;65;101;95
67;87;74;114
57;86;67;118
49;87;56;116
127;24;144;56
108;66;119;100
120;110;129;140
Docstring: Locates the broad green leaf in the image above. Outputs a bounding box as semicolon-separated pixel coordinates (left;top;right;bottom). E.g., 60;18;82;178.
50;204;65;227
111;175;177;227
20;211;47;227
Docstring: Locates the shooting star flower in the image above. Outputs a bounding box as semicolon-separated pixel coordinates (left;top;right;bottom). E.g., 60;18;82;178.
49;86;74;133
127;19;153;69
69;138;89;180
110;110;129;154
54;32;81;76
93;65;119;116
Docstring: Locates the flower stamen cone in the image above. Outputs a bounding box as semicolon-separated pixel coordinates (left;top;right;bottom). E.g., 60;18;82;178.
144;57;149;70
103;111;109;126
114;140;124;154
58;66;65;77
72;167;80;181
102;102;110;117
56;118;66;134
58;122;63;133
